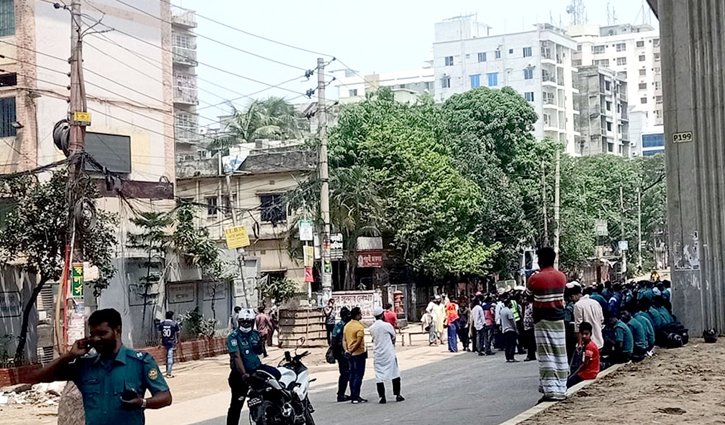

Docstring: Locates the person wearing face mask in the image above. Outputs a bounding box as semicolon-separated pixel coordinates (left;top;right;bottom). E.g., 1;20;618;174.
30;308;172;425
226;308;280;425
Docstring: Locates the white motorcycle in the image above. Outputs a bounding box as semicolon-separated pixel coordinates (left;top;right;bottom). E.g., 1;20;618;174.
247;350;315;425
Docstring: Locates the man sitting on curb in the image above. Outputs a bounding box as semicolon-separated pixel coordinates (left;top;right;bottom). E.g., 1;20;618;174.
604;314;633;367
567;321;600;388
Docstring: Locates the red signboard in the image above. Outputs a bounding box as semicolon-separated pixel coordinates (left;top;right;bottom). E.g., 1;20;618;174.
357;251;383;268
304;267;314;283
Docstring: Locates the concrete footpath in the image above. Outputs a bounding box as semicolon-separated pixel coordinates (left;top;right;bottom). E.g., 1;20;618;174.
147;346;540;425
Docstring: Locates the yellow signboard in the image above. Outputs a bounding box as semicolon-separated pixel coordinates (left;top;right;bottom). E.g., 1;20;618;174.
303;246;315;267
224;226;250;249
73;111;91;125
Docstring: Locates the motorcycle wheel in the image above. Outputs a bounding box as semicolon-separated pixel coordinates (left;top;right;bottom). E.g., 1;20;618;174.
249;400;275;425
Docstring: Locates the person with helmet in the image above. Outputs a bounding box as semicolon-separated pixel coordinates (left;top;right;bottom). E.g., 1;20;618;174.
226;308;280;425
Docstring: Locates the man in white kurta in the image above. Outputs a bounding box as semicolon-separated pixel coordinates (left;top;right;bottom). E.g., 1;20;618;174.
369;307;405;404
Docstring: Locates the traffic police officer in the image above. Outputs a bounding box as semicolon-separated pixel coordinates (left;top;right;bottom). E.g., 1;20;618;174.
226;308;279;425
32;308;172;425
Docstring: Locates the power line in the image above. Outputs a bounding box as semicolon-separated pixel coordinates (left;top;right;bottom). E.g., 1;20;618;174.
113;0;309;72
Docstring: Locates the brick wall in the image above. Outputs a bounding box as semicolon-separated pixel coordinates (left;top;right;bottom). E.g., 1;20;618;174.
0;364;41;387
138;337;227;365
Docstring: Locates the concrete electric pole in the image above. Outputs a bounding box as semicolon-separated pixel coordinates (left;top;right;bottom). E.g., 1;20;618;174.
553;148;561;270
317;58;332;302
619;185;627;278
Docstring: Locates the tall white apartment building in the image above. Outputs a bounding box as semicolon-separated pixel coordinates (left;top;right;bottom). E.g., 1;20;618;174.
569;23;663;150
433;15;580;153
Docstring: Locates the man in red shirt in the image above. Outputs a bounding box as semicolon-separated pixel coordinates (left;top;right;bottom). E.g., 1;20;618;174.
527;247;568;402
567;321;600;388
383;303;397;329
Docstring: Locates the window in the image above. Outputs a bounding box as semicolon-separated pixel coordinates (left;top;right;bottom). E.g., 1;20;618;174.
441;76;450;88
478;52;487;62
523;68;533;80
607;142;614;152
0;72;16;87
0;0;15;37
445;56;454;66
487;72;498;87
606;121;612;131
206;197;219;216
615;43;627;52
636;40;645;48
641;97;648;104
642;133;665;148
606;101;612;111
653;38;660;47
655;109;663;120
616;57;627;66
639;54;646;61
593;45;605;54
656;95;663;104
654;67;661;75
524;92;535;101
577;44;582;52
85;132;132;174
594;59;610;67
509;48;514;54
654;52;661;61
572;59;582;67
260;194;286;223
222;195;237;216
523;47;532;57
470;74;480;88
639;69;647;76
495;50;501;59
639;82;647;89
605;81;611;91
173;33;196;49
0;96;16;137
347;89;357;97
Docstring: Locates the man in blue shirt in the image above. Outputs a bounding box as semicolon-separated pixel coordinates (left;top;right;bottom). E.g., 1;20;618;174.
332;306;352;402
605;315;633;365
158;311;180;378
31;308;172;425
621;310;647;362
608;283;624;319
633;310;656;351
226;308;280;425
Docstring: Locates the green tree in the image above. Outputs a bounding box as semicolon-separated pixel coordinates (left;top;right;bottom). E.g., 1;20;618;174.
172;201;232;320
127;212;173;338
0;170;117;362
209;97;304;154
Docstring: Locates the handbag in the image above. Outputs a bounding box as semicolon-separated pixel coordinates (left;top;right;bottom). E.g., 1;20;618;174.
325;346;336;364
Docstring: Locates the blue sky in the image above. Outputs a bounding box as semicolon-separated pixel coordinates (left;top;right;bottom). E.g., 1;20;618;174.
174;0;656;125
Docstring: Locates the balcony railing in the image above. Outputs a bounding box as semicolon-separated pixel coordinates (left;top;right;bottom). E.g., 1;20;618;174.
171;7;197;28
542;73;557;84
174;86;198;105
175;124;198;142
544;97;556;105
173;46;197;66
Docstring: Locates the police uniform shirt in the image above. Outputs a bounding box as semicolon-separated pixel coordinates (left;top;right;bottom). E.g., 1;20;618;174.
60;346;169;425
227;329;262;373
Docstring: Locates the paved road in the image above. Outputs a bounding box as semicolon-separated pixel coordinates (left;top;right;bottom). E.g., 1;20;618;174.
193;351;540;425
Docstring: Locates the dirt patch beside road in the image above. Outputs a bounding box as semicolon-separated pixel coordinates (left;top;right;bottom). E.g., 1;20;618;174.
523;338;725;424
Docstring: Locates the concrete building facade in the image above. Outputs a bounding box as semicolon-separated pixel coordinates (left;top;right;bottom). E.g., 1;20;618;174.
0;0;178;358
575;65;630;156
433;16;580;153
569;23;663;149
333;67;434;101
171;5;199;162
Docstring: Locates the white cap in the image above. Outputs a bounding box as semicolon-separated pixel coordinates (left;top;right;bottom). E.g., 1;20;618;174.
434;295;442;300
373;307;384;317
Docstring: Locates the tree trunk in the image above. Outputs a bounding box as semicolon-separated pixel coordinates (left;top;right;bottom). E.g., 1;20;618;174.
343;250;357;291
57;381;84;425
140;253;152;339
15;276;49;363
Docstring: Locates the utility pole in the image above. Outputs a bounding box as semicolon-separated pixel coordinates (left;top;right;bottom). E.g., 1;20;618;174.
637;185;642;272
541;160;548;246
317;58;332;302
619;185;627;278
553;148;561;269
56;0;87;354
226;173;249;307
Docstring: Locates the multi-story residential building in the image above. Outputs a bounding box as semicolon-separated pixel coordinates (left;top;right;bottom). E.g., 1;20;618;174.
576;65;630;156
171;5;199;162
569;24;663;148
0;0;178;359
176;141;317;293
332;67;435;101
432;16;580;153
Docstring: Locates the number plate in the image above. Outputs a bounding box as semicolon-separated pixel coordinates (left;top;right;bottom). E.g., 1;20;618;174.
248;398;262;407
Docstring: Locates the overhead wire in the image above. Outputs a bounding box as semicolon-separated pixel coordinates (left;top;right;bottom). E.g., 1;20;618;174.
112;0;309;72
